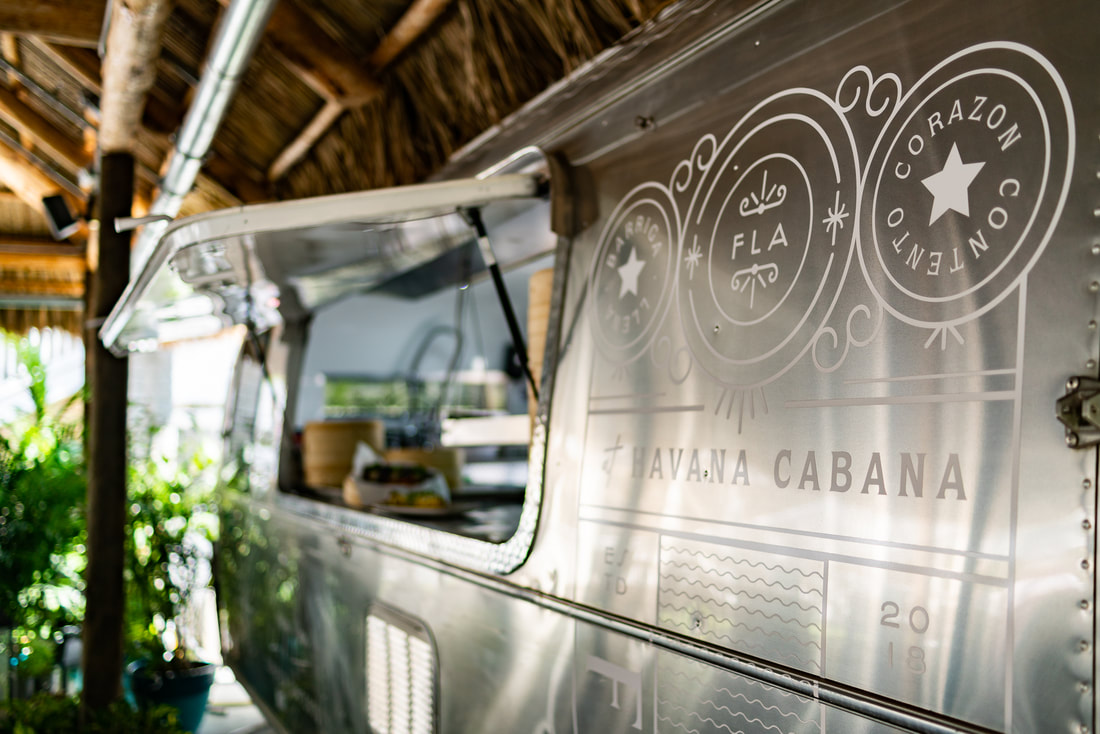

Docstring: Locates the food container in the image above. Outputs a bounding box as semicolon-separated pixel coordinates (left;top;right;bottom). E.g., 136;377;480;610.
342;464;450;509
302;419;385;488
384;447;465;490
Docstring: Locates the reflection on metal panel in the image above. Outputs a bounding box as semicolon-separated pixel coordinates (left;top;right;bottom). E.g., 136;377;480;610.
366;608;436;734
572;619;914;734
657;540;825;674
545;1;1095;731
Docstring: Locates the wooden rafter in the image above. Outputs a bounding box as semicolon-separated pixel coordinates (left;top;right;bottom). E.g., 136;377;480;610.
202;153;262;204
0;0;107;48
0;135;71;212
0;250;85;277
367;0;453;70
30;40;102;96
266;99;342;183
0;33;18;85
0;83;90;171
267;0;455;181
229;0;380;104
0;278;83;297
0;236;85;253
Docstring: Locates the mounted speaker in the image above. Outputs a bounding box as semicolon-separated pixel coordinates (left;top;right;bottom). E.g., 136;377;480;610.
42;194;81;240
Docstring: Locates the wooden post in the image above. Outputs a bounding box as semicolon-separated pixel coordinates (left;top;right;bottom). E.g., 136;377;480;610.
81;151;132;710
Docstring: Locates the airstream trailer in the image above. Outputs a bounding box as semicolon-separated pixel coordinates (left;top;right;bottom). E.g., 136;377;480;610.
102;0;1099;732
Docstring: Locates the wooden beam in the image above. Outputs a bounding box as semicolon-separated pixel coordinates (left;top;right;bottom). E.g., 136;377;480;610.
99;0;174;153
368;0;453;70
266;99;342;181
0;0;107;47
0;251;85;277
23;40;246;207
0;278;83;297
239;0;380;103
0;83;90;171
31;40;102;95
0;33;18;86
0;135;64;209
201;153;260;204
0;130;84;204
266;0;454;182
0;235;85;253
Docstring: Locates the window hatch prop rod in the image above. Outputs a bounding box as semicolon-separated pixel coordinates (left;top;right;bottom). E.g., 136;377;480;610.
463;207;538;402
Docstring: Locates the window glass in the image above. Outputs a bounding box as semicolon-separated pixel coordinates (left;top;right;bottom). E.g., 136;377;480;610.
284;253;555;544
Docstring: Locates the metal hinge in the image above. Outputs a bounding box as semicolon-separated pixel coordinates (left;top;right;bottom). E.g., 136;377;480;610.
1056;376;1100;448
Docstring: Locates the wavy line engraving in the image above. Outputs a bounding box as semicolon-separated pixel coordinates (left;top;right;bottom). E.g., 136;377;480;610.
660;627;820;669
659;699;790;734
662;560;823;596
705;693;820;730
655;713;705;734
662;548;825;581
658;606;822;650
658;588;823;631
700;697;818;732
658;665;812;701
659;574;823;613
660;675;819;729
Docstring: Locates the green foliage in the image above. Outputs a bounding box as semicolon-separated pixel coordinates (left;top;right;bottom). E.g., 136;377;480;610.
13;636;55;679
0;333;86;635
124;448;216;667
0;692;184;734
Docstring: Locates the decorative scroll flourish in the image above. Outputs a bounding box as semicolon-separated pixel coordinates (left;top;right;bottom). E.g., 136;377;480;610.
731;263;780;310
739;169;788;217
812;302;885;373
650;335;693;385
671;133;718;194
834;65;902;119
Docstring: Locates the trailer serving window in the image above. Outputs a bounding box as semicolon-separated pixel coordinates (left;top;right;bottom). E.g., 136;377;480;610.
289;240;556;545
100;149;564;573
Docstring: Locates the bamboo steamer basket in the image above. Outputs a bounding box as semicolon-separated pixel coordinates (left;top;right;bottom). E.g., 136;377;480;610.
384;447;465;490
302;420;385;488
527;268;555;432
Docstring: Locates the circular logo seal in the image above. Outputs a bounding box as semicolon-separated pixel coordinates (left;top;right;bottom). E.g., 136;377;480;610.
589;184;679;364
859;43;1074;326
678;90;859;387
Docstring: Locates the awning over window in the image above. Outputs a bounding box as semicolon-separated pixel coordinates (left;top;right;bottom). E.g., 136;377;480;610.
101;157;554;356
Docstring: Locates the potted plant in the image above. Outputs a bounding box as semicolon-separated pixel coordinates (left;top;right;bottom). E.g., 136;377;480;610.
124;448;218;733
0;690;185;733
0;333;86;699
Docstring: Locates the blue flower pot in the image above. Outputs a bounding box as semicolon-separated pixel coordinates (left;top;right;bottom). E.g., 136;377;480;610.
128;659;216;733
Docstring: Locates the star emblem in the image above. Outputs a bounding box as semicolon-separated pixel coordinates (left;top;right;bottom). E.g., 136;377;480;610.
920;142;985;225
616;248;646;299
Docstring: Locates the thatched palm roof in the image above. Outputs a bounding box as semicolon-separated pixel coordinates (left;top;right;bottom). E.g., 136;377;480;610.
0;0;671;335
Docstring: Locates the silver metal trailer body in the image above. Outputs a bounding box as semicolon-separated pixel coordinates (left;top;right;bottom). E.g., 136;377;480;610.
103;0;1100;732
